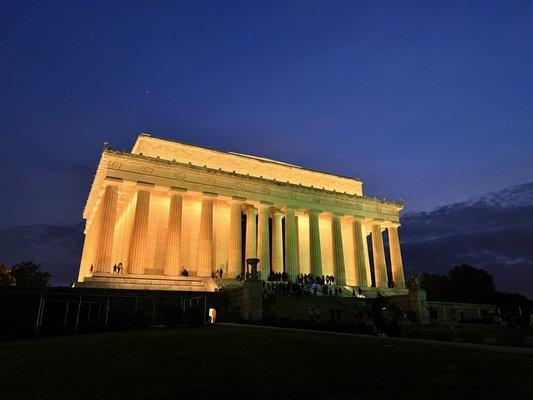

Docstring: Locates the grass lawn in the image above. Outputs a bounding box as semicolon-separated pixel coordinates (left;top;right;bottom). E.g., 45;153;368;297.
1;324;532;400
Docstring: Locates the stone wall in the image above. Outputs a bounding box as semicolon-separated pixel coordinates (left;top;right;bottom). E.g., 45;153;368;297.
427;301;497;323
224;281;263;322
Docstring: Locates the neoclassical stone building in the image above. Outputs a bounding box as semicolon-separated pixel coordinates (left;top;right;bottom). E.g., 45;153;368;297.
77;134;406;295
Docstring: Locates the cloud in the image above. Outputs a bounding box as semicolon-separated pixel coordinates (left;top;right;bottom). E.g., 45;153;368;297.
400;186;533;298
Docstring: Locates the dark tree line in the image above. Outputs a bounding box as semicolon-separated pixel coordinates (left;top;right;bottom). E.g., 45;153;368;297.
421;263;532;306
0;260;51;289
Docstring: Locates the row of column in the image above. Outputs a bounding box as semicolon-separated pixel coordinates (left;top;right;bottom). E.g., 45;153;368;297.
211;200;405;289
91;184;405;289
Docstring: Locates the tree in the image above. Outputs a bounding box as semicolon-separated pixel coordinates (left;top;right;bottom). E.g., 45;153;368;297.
9;260;51;289
420;273;451;301
0;263;16;286
420;264;531;305
421;264;496;303
448;263;495;304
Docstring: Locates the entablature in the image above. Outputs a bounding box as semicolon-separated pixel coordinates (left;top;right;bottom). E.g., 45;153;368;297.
83;150;403;227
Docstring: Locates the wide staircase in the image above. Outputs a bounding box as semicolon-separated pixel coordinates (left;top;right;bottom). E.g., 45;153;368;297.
77;272;218;292
213;277;243;290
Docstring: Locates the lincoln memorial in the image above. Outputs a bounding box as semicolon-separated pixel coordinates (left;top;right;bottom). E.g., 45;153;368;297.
77;133;407;296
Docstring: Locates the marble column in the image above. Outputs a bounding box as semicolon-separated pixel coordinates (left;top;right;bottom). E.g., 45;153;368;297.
164;192;183;276
81;209;101;278
128;189;151;275
295;214;301;270
363;230;372;286
257;203;271;280
78;222;95;280
308;209;322;277
86;208;102;275
371;222;388;288
227;200;243;278
245;206;258;261
94;184;118;273
331;213;346;285
197;197;214;277
388;224;406;289
271;211;284;273
284;207;299;279
352;217;369;287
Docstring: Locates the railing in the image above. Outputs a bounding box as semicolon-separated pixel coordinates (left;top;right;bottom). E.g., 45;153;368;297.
212;275;225;289
0;288;209;339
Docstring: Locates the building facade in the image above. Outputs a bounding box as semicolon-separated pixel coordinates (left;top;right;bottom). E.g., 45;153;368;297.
77;134;406;294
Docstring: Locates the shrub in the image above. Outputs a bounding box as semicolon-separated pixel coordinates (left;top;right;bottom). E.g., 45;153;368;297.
401;326;421;339
458;329;483;343
496;330;527;346
433;329;454;341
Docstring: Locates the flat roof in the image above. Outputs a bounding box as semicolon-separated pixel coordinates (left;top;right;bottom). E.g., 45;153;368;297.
132;132;363;184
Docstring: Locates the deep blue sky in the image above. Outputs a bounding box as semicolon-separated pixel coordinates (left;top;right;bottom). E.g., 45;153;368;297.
1;2;532;232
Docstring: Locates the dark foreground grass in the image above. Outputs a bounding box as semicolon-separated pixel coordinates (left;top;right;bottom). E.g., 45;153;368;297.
1;325;532;400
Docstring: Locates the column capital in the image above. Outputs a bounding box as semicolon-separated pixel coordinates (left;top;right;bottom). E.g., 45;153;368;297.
168;186;187;193
272;210;284;219
202;191;218;198
103;176;123;187
332;212;344;218
307;208;322;215
135;180;155;188
244;205;258;215
232;196;247;202
258;202;272;211
283;204;299;211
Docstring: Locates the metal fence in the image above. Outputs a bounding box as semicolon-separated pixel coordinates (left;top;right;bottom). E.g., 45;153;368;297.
0;289;208;339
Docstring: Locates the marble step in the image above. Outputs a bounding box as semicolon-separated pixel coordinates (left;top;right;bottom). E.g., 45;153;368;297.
79;281;209;292
78;273;218;292
86;276;205;287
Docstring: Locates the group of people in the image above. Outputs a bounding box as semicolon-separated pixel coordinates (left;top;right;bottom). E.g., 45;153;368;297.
210;268;224;279
267;271;289;282
88;263;124;274
267;272;338;286
262;273;346;298
294;273;337;286
112;263;125;273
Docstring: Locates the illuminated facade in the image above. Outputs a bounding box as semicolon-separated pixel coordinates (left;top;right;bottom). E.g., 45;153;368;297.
77;133;406;294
